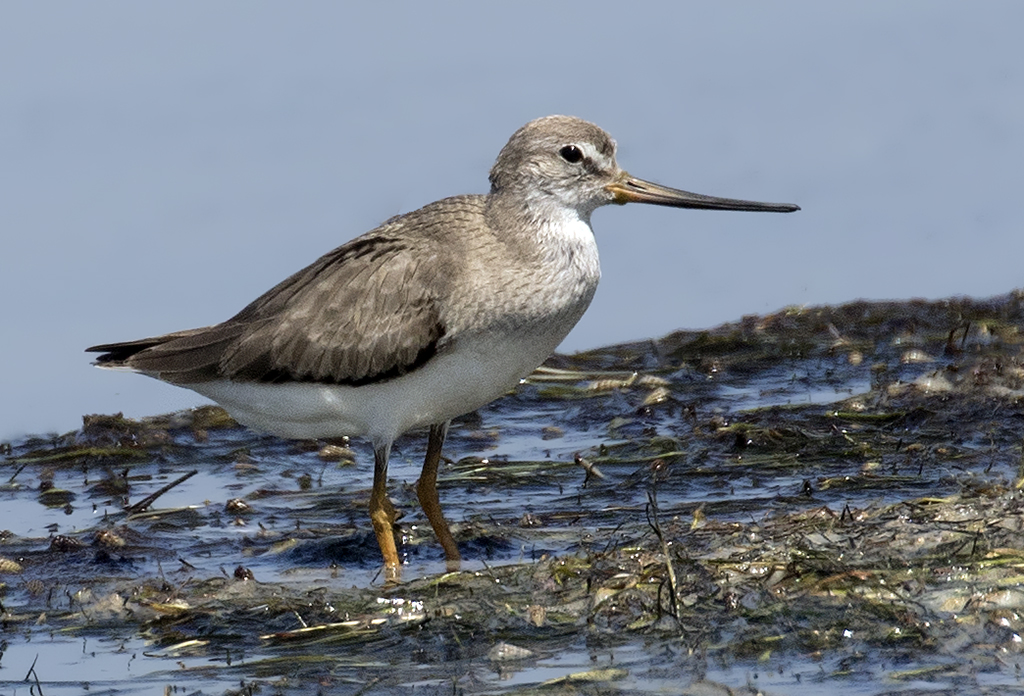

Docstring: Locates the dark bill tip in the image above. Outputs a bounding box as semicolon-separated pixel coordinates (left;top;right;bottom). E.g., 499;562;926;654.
607;174;799;213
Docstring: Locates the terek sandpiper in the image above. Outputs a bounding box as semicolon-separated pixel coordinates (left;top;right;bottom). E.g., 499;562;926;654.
88;115;799;580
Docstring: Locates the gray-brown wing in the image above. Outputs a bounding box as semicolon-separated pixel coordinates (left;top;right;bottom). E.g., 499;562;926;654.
89;233;450;386
87;326;243;382
222;233;449;384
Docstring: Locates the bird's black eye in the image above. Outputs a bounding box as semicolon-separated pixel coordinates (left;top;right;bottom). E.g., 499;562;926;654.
559;145;583;163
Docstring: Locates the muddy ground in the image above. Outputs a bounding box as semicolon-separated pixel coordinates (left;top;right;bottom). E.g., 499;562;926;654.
5;294;1024;694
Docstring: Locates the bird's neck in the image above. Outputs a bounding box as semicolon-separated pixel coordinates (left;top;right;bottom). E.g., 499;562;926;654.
483;189;601;301
485;189;594;243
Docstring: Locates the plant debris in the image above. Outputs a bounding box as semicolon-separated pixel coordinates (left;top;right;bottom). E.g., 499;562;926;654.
5;293;1024;694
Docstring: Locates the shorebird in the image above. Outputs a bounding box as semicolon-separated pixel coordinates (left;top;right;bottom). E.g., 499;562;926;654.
88;115;799;580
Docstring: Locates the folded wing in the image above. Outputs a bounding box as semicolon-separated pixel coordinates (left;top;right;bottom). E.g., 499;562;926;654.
87;233;448;386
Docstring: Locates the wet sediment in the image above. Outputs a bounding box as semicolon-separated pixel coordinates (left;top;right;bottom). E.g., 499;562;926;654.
5;293;1024;693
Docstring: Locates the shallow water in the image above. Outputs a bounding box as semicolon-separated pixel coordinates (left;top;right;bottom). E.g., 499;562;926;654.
6;294;1024;694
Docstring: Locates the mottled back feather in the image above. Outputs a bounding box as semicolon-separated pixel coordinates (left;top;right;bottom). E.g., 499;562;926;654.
86;199;485;385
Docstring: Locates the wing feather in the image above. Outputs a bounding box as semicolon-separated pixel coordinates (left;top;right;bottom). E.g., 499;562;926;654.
222;233;447;384
89;231;451;386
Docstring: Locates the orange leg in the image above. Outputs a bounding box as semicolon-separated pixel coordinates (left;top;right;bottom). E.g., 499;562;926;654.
370;443;401;582
416;421;461;570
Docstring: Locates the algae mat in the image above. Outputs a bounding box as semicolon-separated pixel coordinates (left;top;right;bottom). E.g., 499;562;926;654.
5;294;1024;694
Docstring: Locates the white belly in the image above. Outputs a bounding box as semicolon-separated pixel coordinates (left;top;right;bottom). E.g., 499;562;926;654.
184;328;568;444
